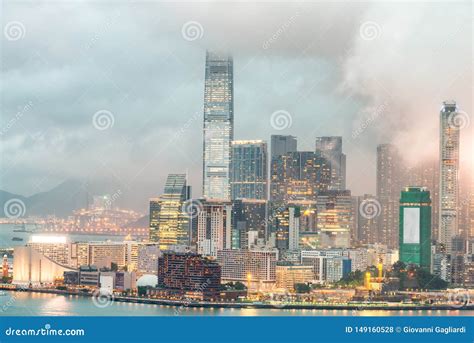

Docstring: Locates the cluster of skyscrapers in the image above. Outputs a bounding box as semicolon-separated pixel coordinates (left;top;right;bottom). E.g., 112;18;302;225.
148;51;473;286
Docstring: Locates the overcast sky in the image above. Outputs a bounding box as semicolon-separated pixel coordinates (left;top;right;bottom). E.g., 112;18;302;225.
1;0;472;210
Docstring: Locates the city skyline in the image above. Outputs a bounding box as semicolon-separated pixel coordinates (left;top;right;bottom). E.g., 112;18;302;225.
1;1;472;211
2;2;474;338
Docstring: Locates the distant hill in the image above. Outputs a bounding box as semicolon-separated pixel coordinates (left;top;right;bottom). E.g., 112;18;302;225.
0;178;128;218
122;215;149;228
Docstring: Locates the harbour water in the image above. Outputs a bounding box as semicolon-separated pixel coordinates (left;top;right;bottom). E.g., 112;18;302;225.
0;292;471;316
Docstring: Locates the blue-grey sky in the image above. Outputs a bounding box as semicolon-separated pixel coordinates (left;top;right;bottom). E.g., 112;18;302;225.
1;0;472;210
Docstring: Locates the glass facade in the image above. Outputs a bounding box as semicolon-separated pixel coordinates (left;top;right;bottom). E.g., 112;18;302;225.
399;186;431;270
315;136;346;191
230;140;268;200
203;51;234;200
439;101;460;254
156;174;190;250
376;144;403;249
270;151;331;202
316;190;353;249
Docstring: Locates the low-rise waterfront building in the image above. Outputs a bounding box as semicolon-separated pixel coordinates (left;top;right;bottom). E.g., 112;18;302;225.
157;252;221;300
217;248;278;290
275;264;314;291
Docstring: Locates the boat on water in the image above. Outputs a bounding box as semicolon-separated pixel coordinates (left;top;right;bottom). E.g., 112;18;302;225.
11;237;24;242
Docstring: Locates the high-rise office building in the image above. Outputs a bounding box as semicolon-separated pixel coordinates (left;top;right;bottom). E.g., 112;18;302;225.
149;198;161;242
155;174;191;250
230;140;268;200
196;199;233;257
202;52;234;200
407;160;440;241
270;135;297;159
270;151;331;201
315;136;346;190
354;194;378;245
231;199;267;249
439;101;461;254
376;144;404;249
317;190;353;249
275;206;301;251
399;186;432;271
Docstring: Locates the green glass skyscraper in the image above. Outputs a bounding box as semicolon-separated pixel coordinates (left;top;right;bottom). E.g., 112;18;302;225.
399;186;432;270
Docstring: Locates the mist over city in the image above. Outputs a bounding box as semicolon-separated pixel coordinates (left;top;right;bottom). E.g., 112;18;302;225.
0;0;473;333
1;1;472;212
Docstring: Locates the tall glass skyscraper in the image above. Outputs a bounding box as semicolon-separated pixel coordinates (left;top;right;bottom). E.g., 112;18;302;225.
270;135;297;160
439;101;460;254
270;151;331;202
230;140;268;200
376;143;403;249
203;51;234;200
156;174;191;250
315;136;346;191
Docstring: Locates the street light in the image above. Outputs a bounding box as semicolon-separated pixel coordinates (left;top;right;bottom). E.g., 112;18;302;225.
247;273;252;299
